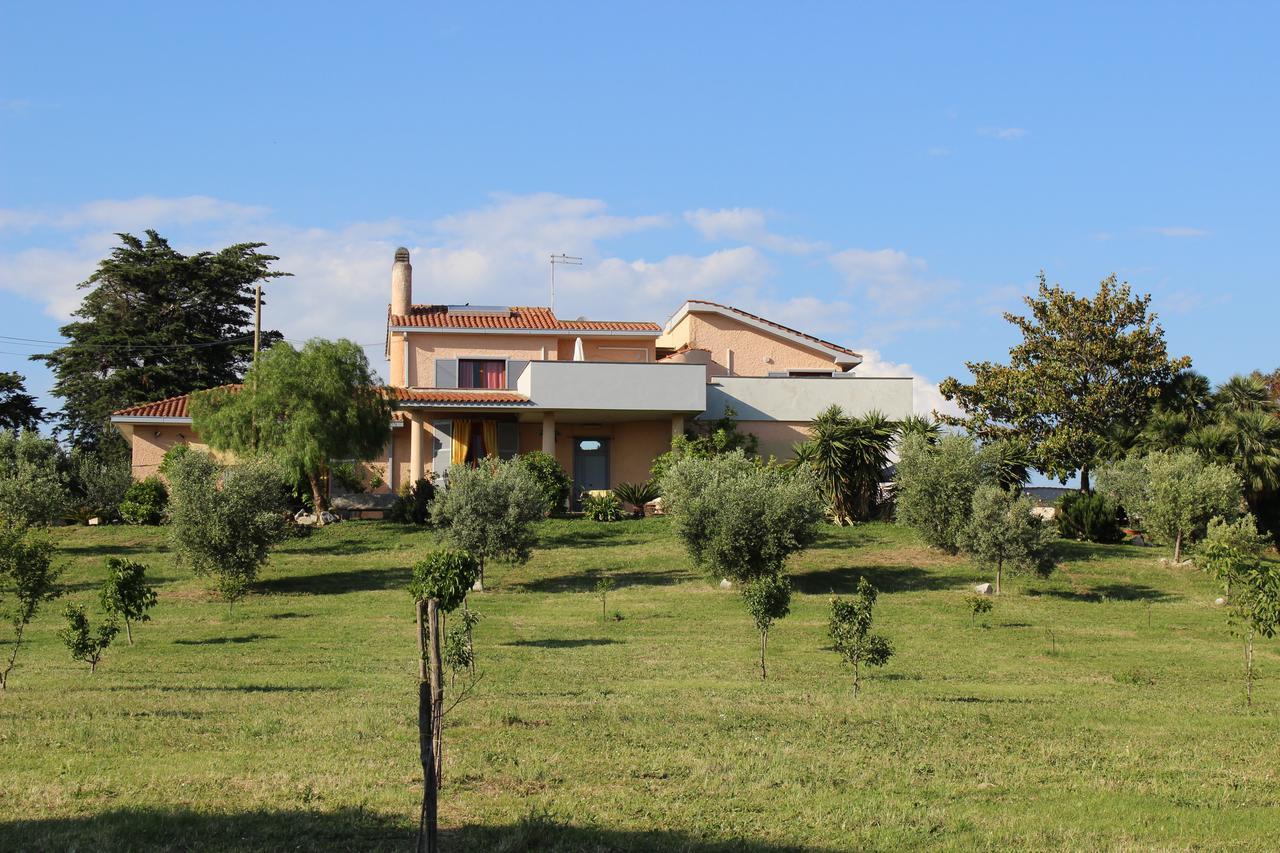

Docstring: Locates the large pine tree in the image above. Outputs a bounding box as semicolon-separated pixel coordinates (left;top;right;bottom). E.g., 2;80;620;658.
0;372;44;432
34;231;288;449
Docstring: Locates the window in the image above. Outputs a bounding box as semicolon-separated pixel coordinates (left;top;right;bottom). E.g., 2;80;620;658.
458;359;506;389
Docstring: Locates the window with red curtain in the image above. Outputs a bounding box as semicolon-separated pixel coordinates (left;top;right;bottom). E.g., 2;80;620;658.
459;360;506;389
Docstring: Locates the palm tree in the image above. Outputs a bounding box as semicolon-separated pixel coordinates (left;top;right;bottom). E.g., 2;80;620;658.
794;406;895;524
845;411;896;520
896;414;942;445
979;438;1033;493
1219;408;1280;509
1214;375;1273;414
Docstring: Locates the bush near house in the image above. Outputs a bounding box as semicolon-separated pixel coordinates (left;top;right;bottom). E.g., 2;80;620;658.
119;477;169;525
582;492;625;522
516;451;571;515
1056;491;1124;544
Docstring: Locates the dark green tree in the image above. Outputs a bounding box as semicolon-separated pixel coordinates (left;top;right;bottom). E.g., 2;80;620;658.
0;372;44;432
99;557;158;645
34;231;287;450
828;577;894;697
58;604;119;674
791;406;896;524
191;339;391;512
940;273;1189;490
0;522;62;690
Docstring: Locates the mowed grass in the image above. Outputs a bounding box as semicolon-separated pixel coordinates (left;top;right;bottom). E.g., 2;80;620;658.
3;518;1279;851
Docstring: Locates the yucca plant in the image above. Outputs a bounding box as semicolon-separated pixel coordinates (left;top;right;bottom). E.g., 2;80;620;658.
613;481;660;518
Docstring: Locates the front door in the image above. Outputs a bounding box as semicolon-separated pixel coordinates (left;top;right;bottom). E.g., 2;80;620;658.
572;437;610;509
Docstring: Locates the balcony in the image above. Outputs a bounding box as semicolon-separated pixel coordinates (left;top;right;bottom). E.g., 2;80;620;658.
703;376;913;422
514;361;707;415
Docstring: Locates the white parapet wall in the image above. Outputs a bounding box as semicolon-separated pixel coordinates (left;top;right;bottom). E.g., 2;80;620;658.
702;376;914;422
516;361;707;413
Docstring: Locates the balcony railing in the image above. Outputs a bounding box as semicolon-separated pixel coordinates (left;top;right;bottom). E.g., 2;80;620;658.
514;361;707;413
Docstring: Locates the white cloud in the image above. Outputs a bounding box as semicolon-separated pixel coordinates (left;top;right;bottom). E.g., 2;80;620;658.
683;207;822;254
1148;225;1209;238
978;127;1028;141
855;348;957;417
829;247;947;313
0;195;268;232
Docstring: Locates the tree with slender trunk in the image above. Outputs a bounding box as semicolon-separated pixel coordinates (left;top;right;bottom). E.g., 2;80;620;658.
959;486;1057;594
99;557;157;645
829;577;894;697
0;522;62;690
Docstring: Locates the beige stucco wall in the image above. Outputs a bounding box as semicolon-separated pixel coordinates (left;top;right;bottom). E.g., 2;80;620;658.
406;332;560;387
121;423;214;480
738;421;812;464
660;312;839;377
555;336;656;362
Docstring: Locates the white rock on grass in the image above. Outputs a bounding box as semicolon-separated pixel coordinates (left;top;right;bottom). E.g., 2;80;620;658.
974;582;994;596
719;579;733;589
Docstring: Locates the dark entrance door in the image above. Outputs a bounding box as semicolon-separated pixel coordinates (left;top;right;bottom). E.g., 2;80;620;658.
572;437;610;509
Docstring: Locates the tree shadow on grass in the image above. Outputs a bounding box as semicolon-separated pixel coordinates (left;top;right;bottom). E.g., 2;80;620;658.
105;684;333;694
58;542;165;557
1025;583;1175;603
511;567;693;594
502;638;623;649
256;566;413;596
791;563;958;595
536;524;650;550
172;634;279;646
1;807;836;852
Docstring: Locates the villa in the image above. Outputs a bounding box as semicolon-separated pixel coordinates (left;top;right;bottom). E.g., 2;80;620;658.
111;247;913;507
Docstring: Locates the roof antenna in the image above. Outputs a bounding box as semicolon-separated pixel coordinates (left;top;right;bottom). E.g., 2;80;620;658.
549;253;581;312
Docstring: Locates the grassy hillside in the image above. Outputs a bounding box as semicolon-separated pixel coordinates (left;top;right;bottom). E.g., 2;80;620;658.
2;518;1278;851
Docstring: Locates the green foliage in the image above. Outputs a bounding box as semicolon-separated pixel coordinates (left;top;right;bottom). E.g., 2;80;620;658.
894;434;989;553
33;231;287;450
979;438;1033;493
897;414;942;445
330;462;366;494
516;451;571;515
442;622;475;682
158;444;192;479
792;406;895;524
409;549;480;612
0;371;44;432
582;492;625;522
940;273;1189;488
0;521;62;690
166;451;291;603
649;406;758;485
829;577;894;696
191;338;391;511
959;486;1057;594
1195;514;1271;594
0;430;69;526
58;604;119;673
431;458;548;585
119;477;169;525
742;573;792;634
613;481;660;517
69;446;132;523
99;557;157;644
595;575;616;621
1098;450;1242;561
1056;491;1124;544
390;478;435;525
964;594;994;626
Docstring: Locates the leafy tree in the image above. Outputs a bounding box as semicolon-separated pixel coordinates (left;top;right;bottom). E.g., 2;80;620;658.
959;486;1057;594
0;430;69;526
661;452;823;678
894;434;988;553
119;477;169;525
792;406;895;523
0;521;62;690
964;594;994;627
1098;450;1241;562
430;457;548;590
0;372;44;432
1228;563;1280;708
940;273;1189;490
34;231;287;450
58;604;119;673
167;450;291;604
595;575;616;622
1055;491;1124;544
516;451;571;514
1195;514;1271;601
69;446;132;523
828;577;894;696
192;338;391;513
100;557;158;644
649;405;758;485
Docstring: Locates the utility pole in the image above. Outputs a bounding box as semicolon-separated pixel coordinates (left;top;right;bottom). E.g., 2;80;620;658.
549;253;581;312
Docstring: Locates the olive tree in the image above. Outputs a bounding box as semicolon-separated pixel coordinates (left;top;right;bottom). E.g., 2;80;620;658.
58;604;119;673
959;486;1057;595
661;451;824;679
894;434;987;553
167;450;291;604
430;458;548;590
0;430;69;526
0;522;62;690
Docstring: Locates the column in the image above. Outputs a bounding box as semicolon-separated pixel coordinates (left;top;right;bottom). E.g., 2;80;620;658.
671;414;685;439
408;411;424;484
542;411;556;455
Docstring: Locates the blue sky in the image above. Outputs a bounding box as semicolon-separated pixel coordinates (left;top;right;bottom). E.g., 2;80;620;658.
2;1;1277;418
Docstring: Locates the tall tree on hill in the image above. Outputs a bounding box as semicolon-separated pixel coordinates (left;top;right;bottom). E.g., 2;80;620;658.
0;372;44;432
940;273;1189;491
34;231;287;450
191;339;391;513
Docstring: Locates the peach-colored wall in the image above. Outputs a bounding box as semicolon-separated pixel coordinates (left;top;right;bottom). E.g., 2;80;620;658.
660;312;837;377
121;423;214;480
737;421;813;464
518;419;671;487
408;332;559;387
388;332;407;388
555;336;656;362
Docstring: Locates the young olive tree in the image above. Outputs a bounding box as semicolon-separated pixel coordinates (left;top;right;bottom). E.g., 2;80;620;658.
408;548;481;853
828;577;894;697
430;458;548;590
662;451;824;679
167;450;291;605
1099;450;1241;562
0;522;62;690
100;557;158;644
959;485;1057;595
58;604;119;673
894;434;987;553
1229;565;1280;708
0;430;69;526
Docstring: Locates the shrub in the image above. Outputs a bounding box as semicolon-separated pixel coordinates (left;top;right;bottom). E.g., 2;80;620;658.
167;451;291;604
583;492;625;522
1056;491;1124;544
409;549;481;612
158;443;191;478
58;604;118;673
829;577;894;696
894;434;988;553
959;486;1057;594
613;481;659;517
0;430;69;526
330;461;366;493
0;521;62;690
964;593;994;626
69;447;131;523
119;477;169;525
516;451;571;515
391;477;435;524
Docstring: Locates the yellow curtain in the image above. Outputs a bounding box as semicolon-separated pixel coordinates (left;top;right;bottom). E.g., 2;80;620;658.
482;421;499;459
451;420;471;465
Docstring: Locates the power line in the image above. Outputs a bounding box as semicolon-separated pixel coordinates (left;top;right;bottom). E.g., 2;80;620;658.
0;334;255;352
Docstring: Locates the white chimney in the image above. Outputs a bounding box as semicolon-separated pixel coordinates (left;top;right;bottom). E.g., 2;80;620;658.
391;247;412;317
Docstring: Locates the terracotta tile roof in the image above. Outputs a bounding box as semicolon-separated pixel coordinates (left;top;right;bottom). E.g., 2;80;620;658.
111;385;242;419
389;388;530;405
684;299;862;359
390;304;659;333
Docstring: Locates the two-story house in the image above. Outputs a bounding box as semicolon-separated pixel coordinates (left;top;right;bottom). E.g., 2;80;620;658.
111;247;913;507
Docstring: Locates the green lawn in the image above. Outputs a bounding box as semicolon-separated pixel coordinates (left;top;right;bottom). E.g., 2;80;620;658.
2;518;1278;851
